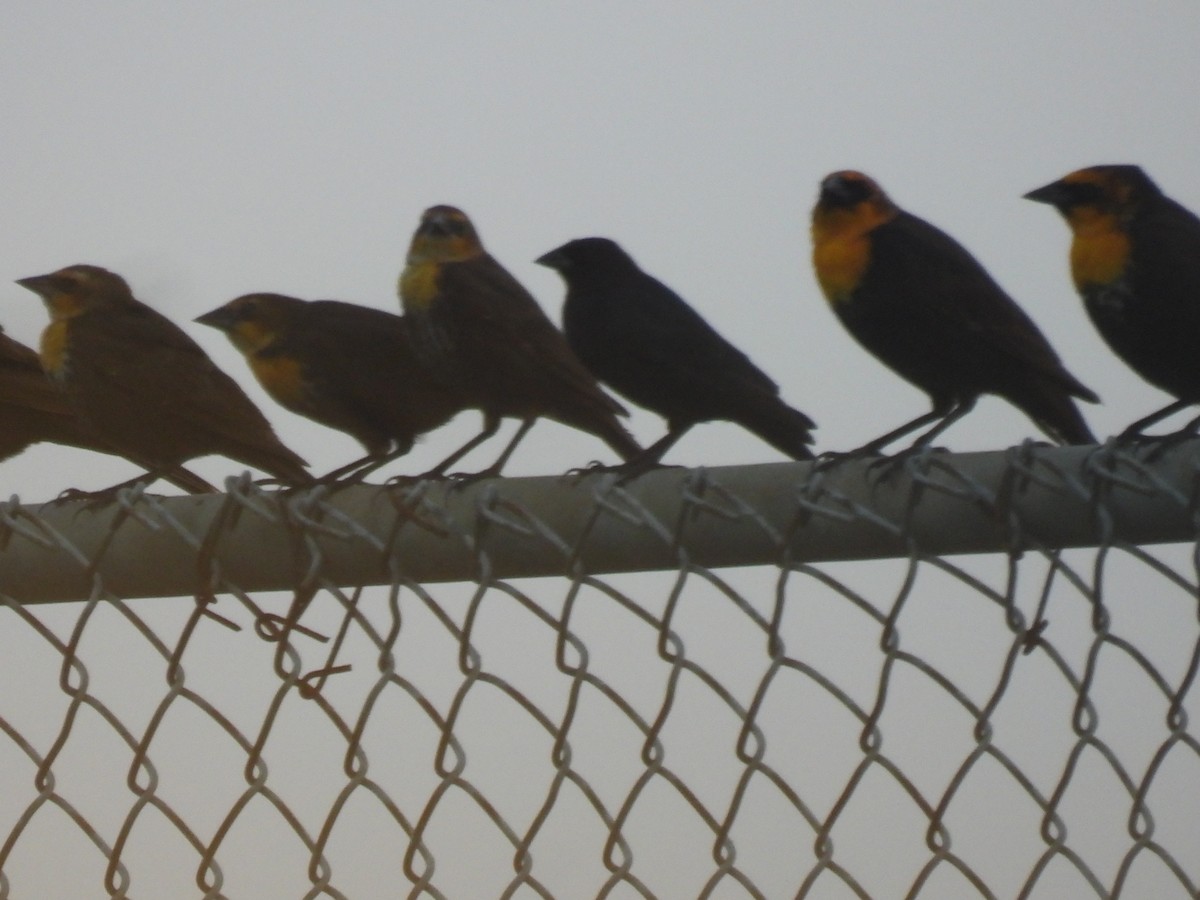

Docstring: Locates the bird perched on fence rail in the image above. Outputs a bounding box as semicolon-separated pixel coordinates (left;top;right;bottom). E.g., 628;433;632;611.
17;264;311;493
397;205;641;477
1025;164;1200;442
0;322;214;492
537;237;816;469
810;170;1098;455
197;293;471;481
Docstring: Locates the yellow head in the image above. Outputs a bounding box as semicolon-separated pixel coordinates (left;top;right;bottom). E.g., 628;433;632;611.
1024;165;1157;288
810;171;900;303
405;205;485;265
195;293;303;357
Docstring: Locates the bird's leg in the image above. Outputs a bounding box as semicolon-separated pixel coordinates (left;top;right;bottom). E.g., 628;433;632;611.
389;412;501;486
862;400;971;481
816;406;947;471
318;434;421;485
566;425;688;483
906;399;973;451
444;417;537;486
317;452;386;484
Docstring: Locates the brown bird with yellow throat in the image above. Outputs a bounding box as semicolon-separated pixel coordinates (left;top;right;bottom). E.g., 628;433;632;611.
197;292;470;480
811;170;1098;453
0;322;101;464
17;264;311;490
1026;164;1200;439
397;205;641;476
0;322;213;492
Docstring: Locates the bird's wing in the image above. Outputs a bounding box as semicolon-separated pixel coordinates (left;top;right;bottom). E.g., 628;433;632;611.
438;256;627;415
0;332;72;415
871;213;1095;399
74;302;296;453
595;272;780;395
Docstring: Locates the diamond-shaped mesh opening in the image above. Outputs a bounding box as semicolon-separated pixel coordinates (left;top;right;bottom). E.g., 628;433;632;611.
0;442;1197;898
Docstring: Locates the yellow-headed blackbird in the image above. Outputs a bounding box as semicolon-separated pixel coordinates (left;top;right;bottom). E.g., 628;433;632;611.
0;323;213;492
536;237;816;466
17;265;311;488
1025;165;1200;437
397;205;641;476
196;293;470;479
811;171;1098;452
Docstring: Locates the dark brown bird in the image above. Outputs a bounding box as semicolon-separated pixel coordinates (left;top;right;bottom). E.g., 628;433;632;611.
0;323;95;463
1025;164;1200;438
16;265;311;490
396;205;641;476
196;293;470;480
536;237;815;467
811;170;1098;452
0;323;213;492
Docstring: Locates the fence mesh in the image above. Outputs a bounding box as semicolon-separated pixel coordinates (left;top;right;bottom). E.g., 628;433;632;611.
0;441;1198;899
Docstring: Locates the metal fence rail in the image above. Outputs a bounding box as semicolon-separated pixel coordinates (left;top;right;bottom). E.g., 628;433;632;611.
0;441;1197;898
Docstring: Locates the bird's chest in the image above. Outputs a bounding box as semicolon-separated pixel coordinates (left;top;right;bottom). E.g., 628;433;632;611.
250;353;309;409
405;308;473;388
813;234;872;306
39;321;72;382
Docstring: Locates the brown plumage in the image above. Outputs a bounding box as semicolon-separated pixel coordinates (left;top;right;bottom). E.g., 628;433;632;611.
0;323;214;492
397;205;641;476
197;293;470;479
17;265;311;489
0;323;93;463
811;170;1098;452
537;237;816;465
1026;164;1200;437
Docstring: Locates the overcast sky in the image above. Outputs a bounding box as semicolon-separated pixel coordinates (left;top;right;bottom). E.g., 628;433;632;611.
2;5;1199;897
3;1;1199;496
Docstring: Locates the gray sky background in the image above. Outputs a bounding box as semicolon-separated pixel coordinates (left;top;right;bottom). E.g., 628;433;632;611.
2;4;1198;897
3;1;1199;495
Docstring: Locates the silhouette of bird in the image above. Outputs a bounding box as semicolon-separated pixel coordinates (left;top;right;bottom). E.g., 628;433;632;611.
811;170;1098;453
197;292;470;480
536;236;815;467
397;205;640;476
1026;164;1200;439
17;264;311;491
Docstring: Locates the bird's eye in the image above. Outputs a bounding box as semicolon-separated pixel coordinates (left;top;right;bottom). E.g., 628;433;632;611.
1075;183;1106;204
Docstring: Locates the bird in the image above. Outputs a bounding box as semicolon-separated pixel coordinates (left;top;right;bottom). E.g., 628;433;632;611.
536;237;815;468
0;323;99;464
396;204;641;477
810;170;1098;454
16;264;311;491
1024;164;1200;439
196;292;471;480
0;323;214;493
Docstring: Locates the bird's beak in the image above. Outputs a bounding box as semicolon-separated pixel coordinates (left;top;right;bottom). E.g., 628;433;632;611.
194;306;236;331
534;248;567;270
1023;182;1066;206
15;274;56;298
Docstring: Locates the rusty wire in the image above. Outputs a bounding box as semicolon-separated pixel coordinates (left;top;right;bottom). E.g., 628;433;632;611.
0;441;1197;898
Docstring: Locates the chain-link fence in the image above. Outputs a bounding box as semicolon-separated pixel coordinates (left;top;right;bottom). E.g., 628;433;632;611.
0;441;1197;899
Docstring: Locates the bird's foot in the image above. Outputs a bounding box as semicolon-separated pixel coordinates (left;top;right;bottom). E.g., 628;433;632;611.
864;444;951;483
564;458;680;486
813;447;884;473
54;476;155;510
